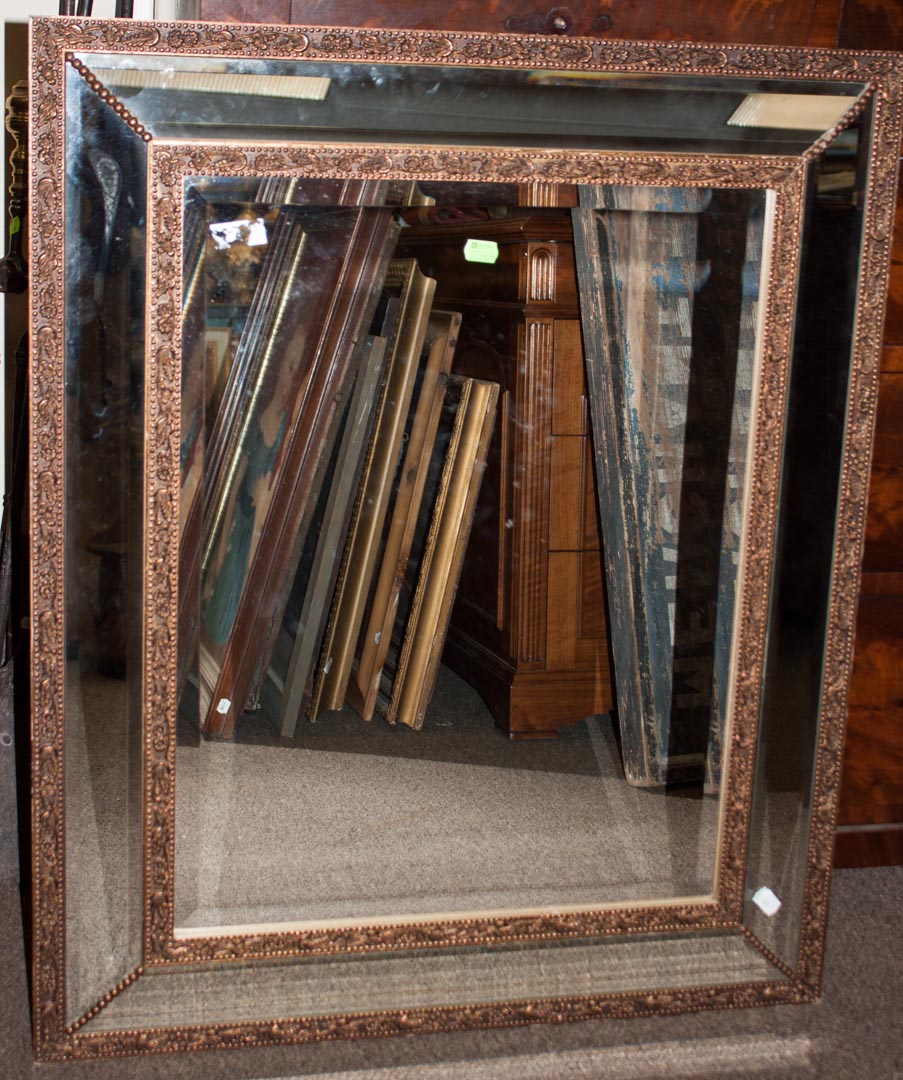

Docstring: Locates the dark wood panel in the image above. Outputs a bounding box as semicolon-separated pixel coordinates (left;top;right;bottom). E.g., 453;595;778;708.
582;436;602;552
806;0;845;47
202;0;837;45
837;0;903;50
551;319;587;436
881;345;903;373
881;180;903;345
863;373;903;572
834;826;903;868
549;437;584;552
838;594;903;830
859;571;903;598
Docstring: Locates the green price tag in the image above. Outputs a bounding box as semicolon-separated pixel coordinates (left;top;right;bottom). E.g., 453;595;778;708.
9;216;20;237
463;238;500;265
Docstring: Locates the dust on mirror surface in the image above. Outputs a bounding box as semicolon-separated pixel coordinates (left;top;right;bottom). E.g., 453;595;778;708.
171;174;767;934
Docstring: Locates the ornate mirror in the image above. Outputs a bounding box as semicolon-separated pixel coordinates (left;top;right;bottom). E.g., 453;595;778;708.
28;14;902;1061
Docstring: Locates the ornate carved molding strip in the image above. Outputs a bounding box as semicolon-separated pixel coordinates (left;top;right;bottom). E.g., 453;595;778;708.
64;977;804;1060
30;16;69;1062
803;83;876;161
34;15;903;84
151;141;801;190
142;141;184;968
795;72;903;991
65;968;144;1036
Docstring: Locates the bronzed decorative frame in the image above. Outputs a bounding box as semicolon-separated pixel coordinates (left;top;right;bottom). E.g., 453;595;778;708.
28;14;903;1062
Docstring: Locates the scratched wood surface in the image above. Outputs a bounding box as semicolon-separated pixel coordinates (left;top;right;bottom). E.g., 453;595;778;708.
573;187;762;789
195;0;842;46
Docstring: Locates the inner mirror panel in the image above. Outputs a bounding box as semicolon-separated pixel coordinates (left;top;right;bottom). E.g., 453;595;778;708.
168;172;766;935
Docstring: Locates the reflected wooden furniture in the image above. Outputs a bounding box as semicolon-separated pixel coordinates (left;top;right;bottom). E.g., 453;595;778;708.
200;0;903;859
397;211;614;738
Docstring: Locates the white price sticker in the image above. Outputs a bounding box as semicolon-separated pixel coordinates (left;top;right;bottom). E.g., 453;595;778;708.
751;886;782;917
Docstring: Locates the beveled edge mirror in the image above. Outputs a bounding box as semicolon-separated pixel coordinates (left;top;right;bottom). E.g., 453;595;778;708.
28;14;902;1061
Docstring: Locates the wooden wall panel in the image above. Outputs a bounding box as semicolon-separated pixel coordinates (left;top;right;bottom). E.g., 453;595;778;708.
837;0;903;51
201;0;838;46
863;374;903;572
835;590;903;866
882;182;903;346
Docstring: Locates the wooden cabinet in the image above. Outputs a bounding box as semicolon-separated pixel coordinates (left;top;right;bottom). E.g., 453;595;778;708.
397;213;614;737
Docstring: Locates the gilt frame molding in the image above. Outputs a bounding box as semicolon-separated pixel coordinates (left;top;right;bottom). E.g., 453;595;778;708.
29;14;903;1061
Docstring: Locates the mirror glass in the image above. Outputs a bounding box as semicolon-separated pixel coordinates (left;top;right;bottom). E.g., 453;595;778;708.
78;50;862;152
169;174;767;936
48;28;880;1040
743;121;869;969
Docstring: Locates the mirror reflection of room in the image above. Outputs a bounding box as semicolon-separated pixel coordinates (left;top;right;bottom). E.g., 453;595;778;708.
167;176;763;933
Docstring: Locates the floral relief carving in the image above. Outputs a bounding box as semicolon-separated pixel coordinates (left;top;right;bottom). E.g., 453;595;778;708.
32;15;903;85
30;17;69;1060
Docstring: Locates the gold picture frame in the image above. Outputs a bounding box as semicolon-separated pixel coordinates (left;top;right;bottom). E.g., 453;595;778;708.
377;375;499;729
308;258;437;719
347;309;461;720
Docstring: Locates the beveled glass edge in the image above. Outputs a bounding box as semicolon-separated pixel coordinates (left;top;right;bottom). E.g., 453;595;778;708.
64;972;799;1060
28;14;903;1061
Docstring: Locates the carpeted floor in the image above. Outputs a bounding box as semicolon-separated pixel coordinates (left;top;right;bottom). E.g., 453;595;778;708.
175;665;718;930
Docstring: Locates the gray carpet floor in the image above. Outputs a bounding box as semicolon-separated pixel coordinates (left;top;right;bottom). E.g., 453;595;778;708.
175;665;718;930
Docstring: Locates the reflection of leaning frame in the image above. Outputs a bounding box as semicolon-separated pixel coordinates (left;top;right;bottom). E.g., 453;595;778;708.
573;187;762;791
347;309;462;721
257;334;389;738
203;325;232;432
377;375;499;730
197;206;401;738
308;259;437;720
